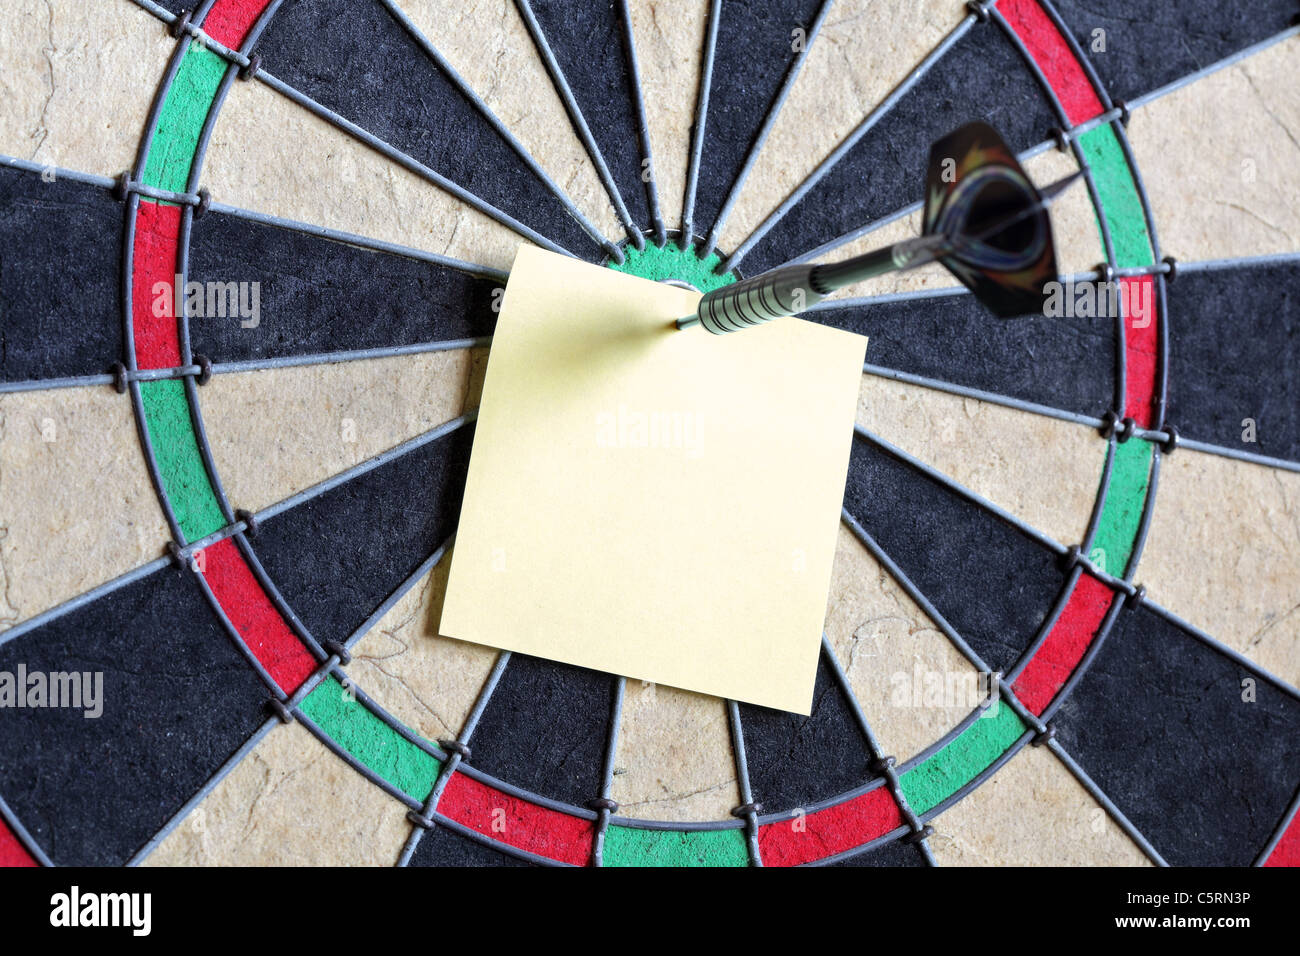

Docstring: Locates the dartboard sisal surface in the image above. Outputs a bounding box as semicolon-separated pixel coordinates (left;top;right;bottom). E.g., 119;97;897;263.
0;0;1297;868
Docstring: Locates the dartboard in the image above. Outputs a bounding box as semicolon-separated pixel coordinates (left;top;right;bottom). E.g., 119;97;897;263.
1;0;1297;870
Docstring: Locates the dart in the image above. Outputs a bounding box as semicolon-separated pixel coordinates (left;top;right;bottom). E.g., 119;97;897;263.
677;122;1080;334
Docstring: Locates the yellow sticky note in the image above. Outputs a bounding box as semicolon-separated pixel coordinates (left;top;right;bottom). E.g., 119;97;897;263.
440;246;867;713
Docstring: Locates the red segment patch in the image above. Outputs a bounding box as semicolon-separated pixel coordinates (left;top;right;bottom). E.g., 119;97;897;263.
202;0;273;50
999;0;1104;126
1013;574;1116;715
757;785;902;867
0;819;37;867
132;200;183;370
199;537;317;694
1264;812;1300;867
439;773;594;866
1122;275;1158;428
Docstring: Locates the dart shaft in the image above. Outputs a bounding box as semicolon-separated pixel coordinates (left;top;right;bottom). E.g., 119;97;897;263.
811;235;950;289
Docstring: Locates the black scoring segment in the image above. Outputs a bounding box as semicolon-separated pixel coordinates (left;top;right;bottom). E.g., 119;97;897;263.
409;822;535;867
250;423;474;650
1163;259;1300;463
831;837;928;867
1050;0;1299;106
254;0;602;259
0;165;123;384
0;569;268;866
690;0;826;242
736;23;1056;274
810;289;1116;419
467;655;615;807
519;0;653;236
738;650;878;812
187;210;498;364
843;437;1069;672
1052;604;1300;866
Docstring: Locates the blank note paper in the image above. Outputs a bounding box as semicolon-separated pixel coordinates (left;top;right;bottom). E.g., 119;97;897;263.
440;246;867;714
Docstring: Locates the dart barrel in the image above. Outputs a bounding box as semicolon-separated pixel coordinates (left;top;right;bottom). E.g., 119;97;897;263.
685;264;825;334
